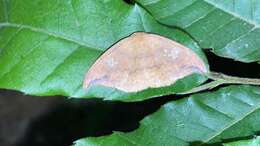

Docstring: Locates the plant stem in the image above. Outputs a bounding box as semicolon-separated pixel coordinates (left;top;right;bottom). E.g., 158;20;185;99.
179;80;224;95
208;72;260;85
179;71;260;95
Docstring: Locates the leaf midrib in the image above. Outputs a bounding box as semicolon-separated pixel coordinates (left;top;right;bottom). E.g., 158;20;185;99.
0;22;103;52
106;102;260;146
140;0;259;28
203;0;259;28
203;104;260;144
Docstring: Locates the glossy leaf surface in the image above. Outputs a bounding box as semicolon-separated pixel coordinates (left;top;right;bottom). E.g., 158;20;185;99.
0;0;207;101
224;136;260;146
136;0;260;63
75;85;260;146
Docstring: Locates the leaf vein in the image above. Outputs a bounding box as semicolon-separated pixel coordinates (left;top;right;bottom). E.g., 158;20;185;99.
184;7;217;28
0;36;49;79
142;0;161;6
232;96;254;107
0;22;103;52
219;27;256;51
208;17;236;36
192;97;234;120
135;6;147;32
172;104;217;133
157;0;199;20
0;28;22;56
39;45;81;86
204;104;260;143
203;0;260;27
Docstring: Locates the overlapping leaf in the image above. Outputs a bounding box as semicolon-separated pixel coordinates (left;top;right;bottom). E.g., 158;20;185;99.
1;1;260;145
0;0;207;101
75;85;260;146
136;0;260;63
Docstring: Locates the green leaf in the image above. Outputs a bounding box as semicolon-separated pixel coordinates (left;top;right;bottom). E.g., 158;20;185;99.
224;136;260;146
0;0;208;101
74;85;260;146
136;0;260;63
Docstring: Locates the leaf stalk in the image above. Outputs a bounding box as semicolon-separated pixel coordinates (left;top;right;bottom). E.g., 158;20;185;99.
179;71;260;95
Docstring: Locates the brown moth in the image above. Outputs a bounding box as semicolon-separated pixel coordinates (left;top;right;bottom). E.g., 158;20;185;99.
83;32;207;92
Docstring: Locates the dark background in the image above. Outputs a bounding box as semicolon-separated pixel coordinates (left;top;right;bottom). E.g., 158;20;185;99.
0;51;260;146
1;0;260;145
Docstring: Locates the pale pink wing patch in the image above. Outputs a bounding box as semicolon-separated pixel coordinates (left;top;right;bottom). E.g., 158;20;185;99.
83;32;207;92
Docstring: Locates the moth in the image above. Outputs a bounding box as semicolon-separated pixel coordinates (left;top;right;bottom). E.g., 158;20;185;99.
83;32;207;92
